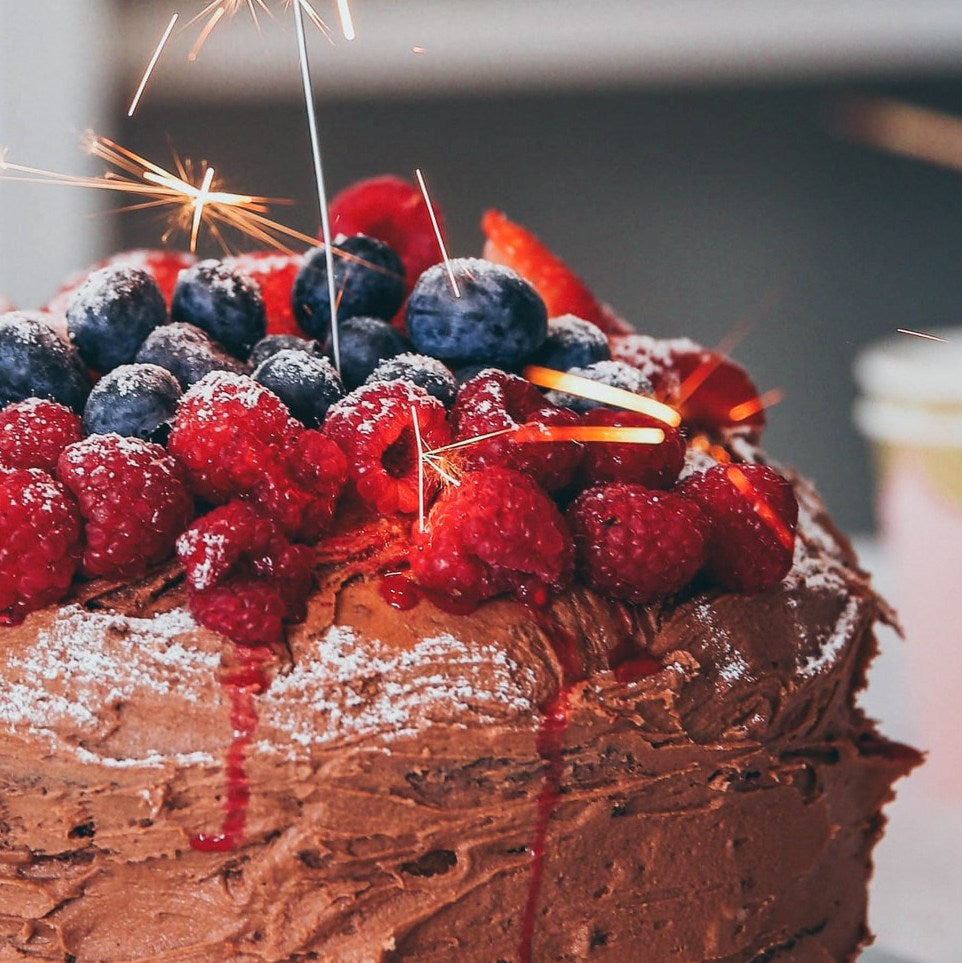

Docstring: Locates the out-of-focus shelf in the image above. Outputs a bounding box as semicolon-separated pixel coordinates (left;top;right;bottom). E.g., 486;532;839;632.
121;0;962;102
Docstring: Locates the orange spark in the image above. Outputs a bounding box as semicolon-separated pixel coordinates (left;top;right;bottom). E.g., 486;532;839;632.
726;465;794;549
523;365;681;427
511;425;666;445
690;434;732;465
728;388;784;423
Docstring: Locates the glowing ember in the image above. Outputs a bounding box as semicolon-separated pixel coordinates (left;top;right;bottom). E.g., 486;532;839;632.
728;388;784;423
523;365;681;427
726;465;794;549
129;13;179;117
897;328;950;343
415;168;460;297
0;134;317;255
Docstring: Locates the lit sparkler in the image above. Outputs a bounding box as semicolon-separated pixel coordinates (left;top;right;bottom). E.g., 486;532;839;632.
0;133;317;255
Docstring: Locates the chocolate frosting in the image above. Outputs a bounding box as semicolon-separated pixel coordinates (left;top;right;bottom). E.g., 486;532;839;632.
0;453;918;961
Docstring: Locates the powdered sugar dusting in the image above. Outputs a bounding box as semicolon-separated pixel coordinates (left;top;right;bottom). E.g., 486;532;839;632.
260;625;537;751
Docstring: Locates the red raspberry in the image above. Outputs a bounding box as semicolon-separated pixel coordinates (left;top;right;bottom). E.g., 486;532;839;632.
324;381;451;515
610;334;763;432
58;435;194;579
0;468;82;624
224;252;303;338
567;484;707;604
0;399;84;473
189;576;287;647
0;297;15;314
577;408;686;490
410;467;573;606
676;463;798;593
329;175;443;292
452;370;582;492
43;249;196;320
481;210;632;336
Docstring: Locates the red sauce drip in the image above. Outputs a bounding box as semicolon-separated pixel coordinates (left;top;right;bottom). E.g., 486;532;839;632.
529;608;586;685
518;689;571;963
190;650;270;853
379;572;420;610
613;654;662;684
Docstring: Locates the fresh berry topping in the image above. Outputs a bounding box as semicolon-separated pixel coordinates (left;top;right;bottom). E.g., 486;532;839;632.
252;349;344;428
452;370;582;492
43;250;197;321
171;261;266;359
0;399;83;473
329;175;443;292
66;266;167;373
136;322;245;389
481;209;630;335
0;312;91;411
533;314;611;371
578;409;686;490
676;463;798;592
365;352;458;407
58;434;193;580
249;333;323;370
410;467;573;606
324;380;450;515
329;315;410;390
83;363;182;442
0;468;82;624
406;258;548;367
611;335;763;431
567;484;706;604
169;372;298;504
189;576;287;647
544;360;653;414
223;252;302;338
0;298;15;314
453;361;511;385
292;236;406;341
169;372;346;538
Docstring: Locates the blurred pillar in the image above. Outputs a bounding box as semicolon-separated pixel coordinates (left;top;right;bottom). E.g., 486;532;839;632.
0;1;114;309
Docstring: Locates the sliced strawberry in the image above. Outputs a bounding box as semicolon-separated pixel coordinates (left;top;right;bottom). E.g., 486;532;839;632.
329;175;443;293
481;210;632;336
224;251;303;338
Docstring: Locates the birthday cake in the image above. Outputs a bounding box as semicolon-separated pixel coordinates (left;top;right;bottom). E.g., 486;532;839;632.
0;179;917;961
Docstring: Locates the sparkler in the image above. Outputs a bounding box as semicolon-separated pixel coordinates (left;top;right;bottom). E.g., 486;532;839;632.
415;168;460;297
0;134;317;255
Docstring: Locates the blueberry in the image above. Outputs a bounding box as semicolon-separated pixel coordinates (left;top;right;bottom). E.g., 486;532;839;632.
406;258;547;367
329;315;410;390
249;334;323;370
252;349;344;427
83;363;182;441
292;235;405;340
366;352;458;407
534;314;610;371
0;312;91;411
136;322;245;389
545;360;654;413
66;266;166;372
452;362;510;385
171;260;266;359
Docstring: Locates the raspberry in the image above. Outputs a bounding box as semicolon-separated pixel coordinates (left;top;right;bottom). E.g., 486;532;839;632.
329;175;444;292
481;210;632;336
610;335;763;432
189;576;287;647
0;399;83;472
410;467;573;606
324;381;450;515
169;373;346;539
0;297;15;314
224;252;303;338
567;484;706;604
0;468;82;624
58;435;194;579
451;370;582;492
577;409;686;490
676;464;798;593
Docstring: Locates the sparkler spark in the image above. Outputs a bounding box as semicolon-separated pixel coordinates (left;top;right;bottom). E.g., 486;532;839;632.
415;168;459;297
728;388;784;423
0;133;316;255
726;465;794;550
335;0;356;40
897;328;950;343
129;13;179;117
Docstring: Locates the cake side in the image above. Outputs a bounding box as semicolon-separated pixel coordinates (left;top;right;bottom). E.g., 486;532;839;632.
0;472;918;962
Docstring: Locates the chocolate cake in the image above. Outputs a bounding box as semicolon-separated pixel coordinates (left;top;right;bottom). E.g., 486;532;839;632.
0;186;917;961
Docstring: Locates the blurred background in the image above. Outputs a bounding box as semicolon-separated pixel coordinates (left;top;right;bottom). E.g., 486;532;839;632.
2;4;961;959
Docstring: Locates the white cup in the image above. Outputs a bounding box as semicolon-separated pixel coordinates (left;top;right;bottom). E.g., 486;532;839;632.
854;329;962;801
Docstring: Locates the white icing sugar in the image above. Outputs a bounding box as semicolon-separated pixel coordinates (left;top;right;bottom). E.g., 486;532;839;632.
326;380;437;437
609;334;701;382
181;370;269;416
693;600;754;687
259;625;536;750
